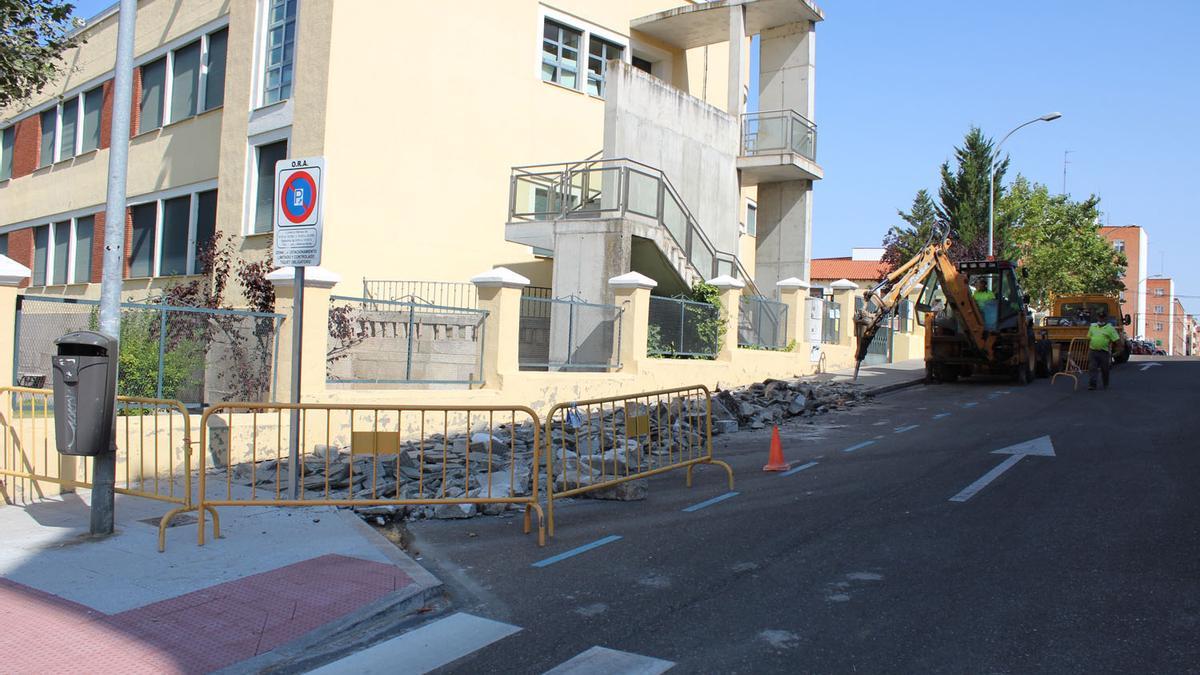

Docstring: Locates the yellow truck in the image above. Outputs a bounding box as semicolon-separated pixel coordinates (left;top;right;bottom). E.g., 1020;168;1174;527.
1038;294;1131;374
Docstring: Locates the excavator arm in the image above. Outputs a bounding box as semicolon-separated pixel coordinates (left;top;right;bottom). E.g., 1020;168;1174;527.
852;239;996;378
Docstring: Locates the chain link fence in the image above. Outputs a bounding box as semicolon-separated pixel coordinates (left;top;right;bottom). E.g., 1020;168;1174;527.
738;295;789;349
15;295;284;406
327;295;487;386
518;296;622;371
648;295;721;358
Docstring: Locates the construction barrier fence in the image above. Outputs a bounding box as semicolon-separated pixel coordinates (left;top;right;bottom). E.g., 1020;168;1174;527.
543;385;734;536
197;403;545;545
0;386;216;551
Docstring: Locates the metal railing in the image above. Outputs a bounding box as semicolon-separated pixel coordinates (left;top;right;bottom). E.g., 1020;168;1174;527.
648;295;721;358
0;386;218;551
197;402;545;546
327;296;488;386
518;295;622;371
543;385;733;537
518;286;553;320
738;295;789;349
741;109;818;162
15;295;284;406
822;299;841;344
362;280;478;309
507;157;760;296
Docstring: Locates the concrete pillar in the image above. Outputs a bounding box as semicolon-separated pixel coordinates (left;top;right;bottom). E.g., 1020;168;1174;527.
0;255;31;387
727;4;746;117
268;266;340;401
471;267;529;387
710;274;745;361
776;276;811;348
831;278;859;347
755;179;813;293
609;272;657;372
758;21;815;119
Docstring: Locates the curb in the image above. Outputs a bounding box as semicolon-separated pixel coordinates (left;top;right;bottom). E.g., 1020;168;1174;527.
219;512;447;675
864;377;926;397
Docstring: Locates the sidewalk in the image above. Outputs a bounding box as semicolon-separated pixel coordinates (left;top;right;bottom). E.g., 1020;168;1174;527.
818;357;926;395
0;491;441;674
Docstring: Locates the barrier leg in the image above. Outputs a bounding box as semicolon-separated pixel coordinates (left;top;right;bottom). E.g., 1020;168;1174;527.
204;505;221;541
526;503;546;547
198;502;207;546
546;492;556;538
686;460;736;491
157;506;190;553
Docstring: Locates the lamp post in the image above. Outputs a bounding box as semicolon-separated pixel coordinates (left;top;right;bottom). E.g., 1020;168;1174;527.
988;112;1062;258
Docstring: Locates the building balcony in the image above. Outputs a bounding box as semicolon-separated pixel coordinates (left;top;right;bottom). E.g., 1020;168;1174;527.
631;0;824;50
738;109;823;185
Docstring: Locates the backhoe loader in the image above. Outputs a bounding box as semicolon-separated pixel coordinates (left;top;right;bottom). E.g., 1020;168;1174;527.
853;239;1038;384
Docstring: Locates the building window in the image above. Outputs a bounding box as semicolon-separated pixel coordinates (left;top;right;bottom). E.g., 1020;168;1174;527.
253;139;288;233
0;126;13;180
126;187;219;278
39;108;56;167
1156;305;1164;314
1113;239;1125;253
130;202;157;277
1155;288;1165;296
73;216;94;283
59;98;78;160
170;40;202;122
32;226;48;285
205;28;229;110
746;203;757;237
262;0;298;105
542;20;581;89
51;220;70;285
587;37;623;97
139;57;167;133
1156;322;1164;331
632;55;653;74
81;86;103;153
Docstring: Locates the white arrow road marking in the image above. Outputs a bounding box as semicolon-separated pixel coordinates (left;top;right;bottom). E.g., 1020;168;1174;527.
949;436;1055;503
1140;362;1162;371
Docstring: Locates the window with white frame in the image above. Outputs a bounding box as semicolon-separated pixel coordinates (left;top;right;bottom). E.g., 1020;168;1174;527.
0;126;13;180
1113;239;1125;253
540;13;628;98
745;202;757;237
251;139;288;234
33;84;105;166
139;25;229;134
542;20;581;89
1156;322;1164;331
27;216;95;286
59;98;78;160
262;0;298;106
127;187;219;278
39;109;55;167
1155;305;1164;314
81;86;103;152
1155;287;1165;296
586;36;623;97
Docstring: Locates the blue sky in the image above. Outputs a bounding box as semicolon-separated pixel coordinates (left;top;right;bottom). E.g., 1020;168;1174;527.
71;1;1197;312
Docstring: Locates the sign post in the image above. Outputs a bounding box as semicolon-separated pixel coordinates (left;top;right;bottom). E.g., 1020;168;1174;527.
274;157;325;499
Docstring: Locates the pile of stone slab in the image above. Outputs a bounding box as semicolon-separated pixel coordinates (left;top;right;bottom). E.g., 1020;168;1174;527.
712;378;868;432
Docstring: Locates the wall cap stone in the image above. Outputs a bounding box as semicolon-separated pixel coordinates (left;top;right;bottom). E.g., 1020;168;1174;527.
0;255;31;287
608;271;658;290
709;274;745;291
830;278;859;290
776;277;811;289
470;267;530;289
267;266;342;289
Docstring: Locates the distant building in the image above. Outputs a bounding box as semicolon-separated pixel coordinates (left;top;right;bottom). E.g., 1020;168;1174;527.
1145;277;1175;353
810;247;889;292
1100;226;1148;338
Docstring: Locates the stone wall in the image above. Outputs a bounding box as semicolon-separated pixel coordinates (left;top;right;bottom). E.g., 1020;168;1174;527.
327;309;484;384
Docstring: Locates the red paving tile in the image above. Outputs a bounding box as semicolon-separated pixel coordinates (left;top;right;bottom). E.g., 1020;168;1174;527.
0;554;415;674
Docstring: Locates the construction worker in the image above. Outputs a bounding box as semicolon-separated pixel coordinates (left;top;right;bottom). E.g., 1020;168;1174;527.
973;278;997;329
1088;311;1120;390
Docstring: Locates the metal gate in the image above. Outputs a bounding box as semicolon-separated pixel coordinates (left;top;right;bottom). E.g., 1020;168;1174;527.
864;318;894;365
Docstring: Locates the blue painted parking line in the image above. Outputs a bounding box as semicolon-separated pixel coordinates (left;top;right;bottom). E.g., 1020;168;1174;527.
962;402;979;408
933;412;952;420
780;461;819;477
842;440;876;453
894;424;919;433
682;491;740;512
532;535;623;568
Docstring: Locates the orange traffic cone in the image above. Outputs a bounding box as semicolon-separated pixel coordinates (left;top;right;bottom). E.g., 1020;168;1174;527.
763;425;790;471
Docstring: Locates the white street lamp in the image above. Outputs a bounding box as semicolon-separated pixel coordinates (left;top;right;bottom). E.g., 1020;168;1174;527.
988;112;1062;258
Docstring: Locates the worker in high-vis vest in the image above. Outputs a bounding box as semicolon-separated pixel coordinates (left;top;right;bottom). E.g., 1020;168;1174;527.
1087;312;1121;390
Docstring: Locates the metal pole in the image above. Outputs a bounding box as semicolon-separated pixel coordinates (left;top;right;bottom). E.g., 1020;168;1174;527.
155;306;167;399
93;0;138;536
287;267;305;499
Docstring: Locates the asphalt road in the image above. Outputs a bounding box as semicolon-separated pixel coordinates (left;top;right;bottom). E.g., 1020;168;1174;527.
402;356;1199;674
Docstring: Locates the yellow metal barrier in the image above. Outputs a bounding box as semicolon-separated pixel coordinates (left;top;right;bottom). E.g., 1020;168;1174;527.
197;403;545;546
1051;338;1091;391
0;386;217;551
544;385;734;537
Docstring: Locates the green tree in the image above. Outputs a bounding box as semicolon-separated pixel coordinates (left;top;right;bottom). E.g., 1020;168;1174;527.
0;1;82;107
936;126;1009;260
1000;175;1127;311
882;189;940;269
